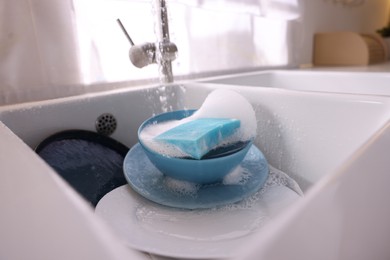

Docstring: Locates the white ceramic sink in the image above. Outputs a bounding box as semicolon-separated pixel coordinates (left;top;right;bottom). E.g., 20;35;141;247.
2;83;389;190
200;70;390;96
1;82;390;259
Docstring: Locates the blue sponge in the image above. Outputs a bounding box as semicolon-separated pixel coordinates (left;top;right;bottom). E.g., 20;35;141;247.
154;118;240;159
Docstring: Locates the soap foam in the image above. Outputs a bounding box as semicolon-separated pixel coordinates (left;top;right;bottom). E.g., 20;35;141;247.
191;89;257;142
222;166;252;185
140;89;257;158
140;120;191;158
163;176;201;197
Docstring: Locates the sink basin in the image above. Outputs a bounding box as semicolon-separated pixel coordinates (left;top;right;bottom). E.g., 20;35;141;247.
200;70;390;96
2;83;389;190
1;82;390;259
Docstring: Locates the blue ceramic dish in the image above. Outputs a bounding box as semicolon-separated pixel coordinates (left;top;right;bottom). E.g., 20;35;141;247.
123;143;269;209
138;110;253;184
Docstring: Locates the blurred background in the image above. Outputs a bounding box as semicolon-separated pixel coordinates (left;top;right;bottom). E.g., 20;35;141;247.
0;0;389;105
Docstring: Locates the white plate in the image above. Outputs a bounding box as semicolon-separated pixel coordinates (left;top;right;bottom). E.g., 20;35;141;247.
95;166;302;259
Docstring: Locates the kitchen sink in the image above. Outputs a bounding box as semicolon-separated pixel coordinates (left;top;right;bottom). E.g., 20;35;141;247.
1;82;390;259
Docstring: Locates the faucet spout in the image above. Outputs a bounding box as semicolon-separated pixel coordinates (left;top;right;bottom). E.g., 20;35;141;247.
155;0;176;83
117;0;177;84
156;0;170;42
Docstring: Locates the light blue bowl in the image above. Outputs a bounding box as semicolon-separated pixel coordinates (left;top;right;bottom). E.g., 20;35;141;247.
138;110;253;184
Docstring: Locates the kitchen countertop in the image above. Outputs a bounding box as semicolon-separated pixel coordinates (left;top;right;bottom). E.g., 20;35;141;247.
300;61;390;73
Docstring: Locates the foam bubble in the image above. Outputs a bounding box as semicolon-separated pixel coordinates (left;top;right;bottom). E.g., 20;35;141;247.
163;177;201;197
222;166;252;185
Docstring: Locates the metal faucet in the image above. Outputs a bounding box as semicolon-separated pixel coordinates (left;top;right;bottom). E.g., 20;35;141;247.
117;0;178;83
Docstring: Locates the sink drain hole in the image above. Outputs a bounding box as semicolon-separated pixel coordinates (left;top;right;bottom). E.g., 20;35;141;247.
96;113;117;136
